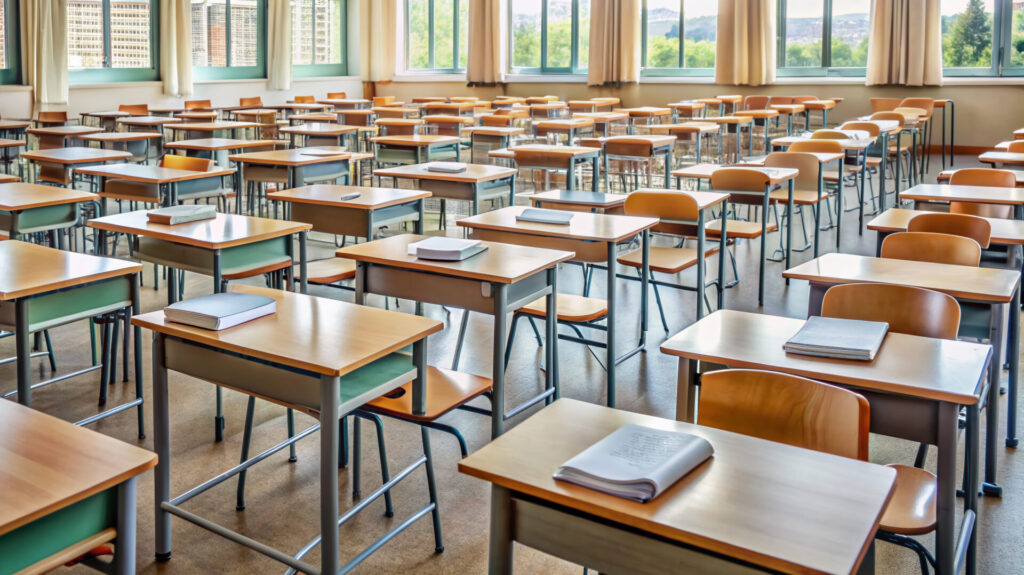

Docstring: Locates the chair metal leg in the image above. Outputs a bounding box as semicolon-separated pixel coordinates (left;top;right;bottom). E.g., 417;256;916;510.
421;426;445;553
451;310;470;371
235;396;256;510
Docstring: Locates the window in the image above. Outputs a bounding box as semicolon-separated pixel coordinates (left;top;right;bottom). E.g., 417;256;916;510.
509;0;590;73
776;0;869;76
641;0;717;75
67;0;157;83
292;0;347;77
941;0;995;74
0;0;19;84
191;0;266;80
405;0;467;72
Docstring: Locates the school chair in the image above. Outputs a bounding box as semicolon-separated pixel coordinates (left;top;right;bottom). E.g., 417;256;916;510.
34;110;73;128
293;95;316;103
709;168;778;304
839;121;884;209
764;151;829;256
948;168;1016;219
118;104;149;115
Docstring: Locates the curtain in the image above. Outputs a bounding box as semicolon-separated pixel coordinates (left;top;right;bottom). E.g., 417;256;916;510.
160;0;193;97
360;0;397;82
715;0;775;86
467;0;504;86
866;0;943;86
587;0;641;86
267;0;292;90
22;0;68;105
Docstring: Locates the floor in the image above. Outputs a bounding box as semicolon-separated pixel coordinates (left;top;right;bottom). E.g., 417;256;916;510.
4;152;1023;574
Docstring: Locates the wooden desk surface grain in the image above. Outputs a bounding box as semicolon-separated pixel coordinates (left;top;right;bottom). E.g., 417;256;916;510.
20;147;132;165
227;148;352;166
116;116;184;126
899;183;1024;205
165;138;277;151
672;164;799;185
26;126;103;137
279;123;360;135
458;205;656;243
336;233;574;284
867;208;1024;245
0;183;96;210
370;135;462;147
80;131;163;142
0;240;142;301
0;174;19;183
164;121;259;131
0;400;157;536
509;144;601;157
268;185;431;209
528;190;629;209
373;163;517;183
784;252;1020;303
75;163;235;183
459;398;896;575
88;210;312;249
132;284;442;377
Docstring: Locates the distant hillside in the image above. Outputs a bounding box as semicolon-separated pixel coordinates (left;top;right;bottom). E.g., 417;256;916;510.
646;14;716;43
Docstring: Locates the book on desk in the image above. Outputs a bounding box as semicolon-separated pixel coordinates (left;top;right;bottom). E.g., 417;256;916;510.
424;161;467;173
407;236;488;261
147;204;217;225
784;316;889;361
164;292;276;330
516;208;574;225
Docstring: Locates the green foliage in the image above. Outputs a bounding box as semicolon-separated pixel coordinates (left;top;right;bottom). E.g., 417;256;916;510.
511;14;588;70
942;0;992;68
781;37;867;68
406;0;465;70
645;35;714;69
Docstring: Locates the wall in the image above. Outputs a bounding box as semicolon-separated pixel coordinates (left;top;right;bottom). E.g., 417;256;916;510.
375;79;1024;148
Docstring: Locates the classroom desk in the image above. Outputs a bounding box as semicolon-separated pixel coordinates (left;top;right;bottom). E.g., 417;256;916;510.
164;121;259;141
317;98;371;110
147;106;184;116
134;285;444;574
228;108;279;123
802;99;837;128
701;116;755;161
337;234;573;437
267;184;430;238
372;106;419;119
572;112;630;137
371;134;462;165
0;138;26;176
460;398;896;575
288;112;342;125
164;137;276;166
978;151;1024;168
81;131;162;162
468;127;525;159
27;125;103;149
228;149;353;213
458;206;660;407
508;144;601;193
843;119;900;211
373;163;518;219
667;101;707;121
784;252;1020;495
528;189;628;213
279;122;359;149
116;115;182;133
266;102;332;116
938;168;1024;187
0;119;32;139
76;162;236;208
647;122;719;164
20;147;132;189
0;174;18;183
868;208;1024;251
0;241;145;430
0;183;97;246
934;99;956;169
734;109;780;153
174;111;220;122
0;400;157;575
615;106;672;131
900;183;1024;216
768;103;806;133
660;309;985;575
81;110;132;130
533;118;595;144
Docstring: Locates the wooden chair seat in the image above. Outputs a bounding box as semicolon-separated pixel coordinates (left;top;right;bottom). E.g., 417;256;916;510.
294;257;356;284
878;464;937;535
823;164;863;179
705;219;776;238
222;259;291;281
519;293;608;323
768;189;827;205
618;245;718;274
365;365;492;422
866;157;882;167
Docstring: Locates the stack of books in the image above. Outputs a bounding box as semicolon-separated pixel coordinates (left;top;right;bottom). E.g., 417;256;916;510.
147;204;217;225
784;316;889;361
406;236;488;261
516;208;574;225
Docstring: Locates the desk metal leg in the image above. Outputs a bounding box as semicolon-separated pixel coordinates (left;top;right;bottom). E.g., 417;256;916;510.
153;333;172;562
965;401;981;575
983;302;1003;496
492;284;508;437
785;180;794;285
879;132;889;213
1009;282;1020;447
488;485;514;575
547;268;559;401
936;402;959;575
717;204;727;310
675;357;698;423
114;477;138;575
15;298;30;406
299;231;308;294
320;374;341;575
606;242;617;407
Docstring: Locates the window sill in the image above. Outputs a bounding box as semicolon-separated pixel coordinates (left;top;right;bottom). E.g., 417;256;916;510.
391;73;468;83
502;73;586;83
0;84;32;92
70;80;163;90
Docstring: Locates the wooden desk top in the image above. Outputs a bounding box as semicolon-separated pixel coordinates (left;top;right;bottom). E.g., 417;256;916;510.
458;206;658;243
165;121;259;131
81;110;130;118
147;106;184;114
938;168;1024;188
867;208;1024;246
175;111;220;120
373;163;517;183
771;135;873;150
735;109;781;119
75;163;235;183
268;103;331;111
268;185;431;209
88;210;311;249
745;151;844;165
509;144;601;157
279;123;359;136
715;94;743;103
649;122;720;134
572;111;630;122
667;101;707;110
1014;127;1024;140
603;134;677;147
80;131;163;142
460;398;895;575
422;115;476;125
979;151;1024;166
615;106;671;116
0;138;26;148
26;126;103;137
900;183;1024;205
802;99;836;110
784;252;1020;303
227;148;352;166
165;138;276;151
661;310;988;405
290;113;343;123
412;97;448;104
769;104;806;113
20;147;132;164
0;400;157;536
0;120;32;130
133;284;442;377
375;118;425;127
0;174;19;183
423;102;477;111
318;98;370;106
671;163;799;185
534;118;595;129
370;135;462;147
0;183;96;210
116;116;184;126
703;115;754;125
468;126;525;136
371;106;418;115
0;241;142;300
528;190;628;210
337;233;574;284
232;108;280;117
633;188;730;211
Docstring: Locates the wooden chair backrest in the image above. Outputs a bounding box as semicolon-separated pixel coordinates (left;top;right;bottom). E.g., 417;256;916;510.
623;190;700;236
821;283;961;340
787;139;842;154
744;96;769;110
948;168;1016;218
481;114;515;127
329;92;349;99
699;369;870;461
1008;141;1024;153
870;98;902;113
37;111;69;124
605;137;658;157
907;212;992;249
119;104;149;115
184;100;212;110
377;118;422;136
294;96;316;103
710;168;772;207
239;97;263;107
838;121;881;137
792;95;818;105
880;231;982;267
767;96;795;106
160;155;214;172
764;152;821;192
810;130;851;140
512;149;572;169
869;111;905;128
899;97;934;118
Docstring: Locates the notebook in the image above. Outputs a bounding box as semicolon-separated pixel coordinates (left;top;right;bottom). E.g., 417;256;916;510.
516;208;574;225
553;424;714;503
146;204;217;225
784;315;889;361
406;236;488;261
164;293;276;331
424;161;467;173
301;146;348;156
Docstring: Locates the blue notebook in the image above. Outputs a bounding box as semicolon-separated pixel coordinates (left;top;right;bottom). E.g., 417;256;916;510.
164;293;276;331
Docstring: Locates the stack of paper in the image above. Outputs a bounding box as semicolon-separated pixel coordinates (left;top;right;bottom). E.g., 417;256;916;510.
784;316;889;360
516;208;574;225
407;236;488;261
147;204;217;225
164;293;276;331
424;162;467;173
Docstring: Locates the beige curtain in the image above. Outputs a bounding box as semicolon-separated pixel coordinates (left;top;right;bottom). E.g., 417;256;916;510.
715;0;775;86
267;0;292;90
22;0;68;105
160;0;193;97
587;0;641;86
866;0;943;86
360;0;396;82
467;0;504;85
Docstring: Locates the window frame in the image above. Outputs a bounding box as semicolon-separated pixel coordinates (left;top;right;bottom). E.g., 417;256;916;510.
68;0;160;84
403;0;465;73
508;0;588;75
192;0;268;81
0;0;20;84
640;0;715;77
938;0;1000;77
292;0;348;77
775;0;867;77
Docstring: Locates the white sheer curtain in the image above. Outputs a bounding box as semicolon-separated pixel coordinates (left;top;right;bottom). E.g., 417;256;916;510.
160;0;193;97
22;0;68;105
267;0;292;90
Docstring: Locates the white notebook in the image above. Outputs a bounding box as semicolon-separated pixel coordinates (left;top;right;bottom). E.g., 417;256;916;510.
424;161;467;173
516;208;574;225
407;236;488;261
146;204;216;225
553;424;714;503
164;293;276;331
784;315;889;361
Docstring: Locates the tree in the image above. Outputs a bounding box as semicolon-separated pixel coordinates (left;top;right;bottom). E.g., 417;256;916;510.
943;0;992;67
